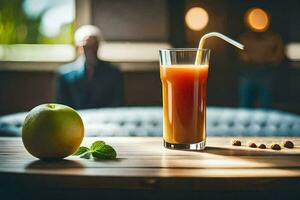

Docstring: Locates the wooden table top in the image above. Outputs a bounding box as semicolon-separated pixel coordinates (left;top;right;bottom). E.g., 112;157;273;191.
1;136;300;191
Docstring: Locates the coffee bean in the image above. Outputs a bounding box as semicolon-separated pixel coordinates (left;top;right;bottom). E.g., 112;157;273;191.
258;144;266;149
248;142;257;148
271;143;281;150
283;140;294;149
232;139;242;146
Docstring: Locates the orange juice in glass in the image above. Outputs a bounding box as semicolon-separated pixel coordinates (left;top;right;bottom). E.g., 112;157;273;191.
159;49;210;150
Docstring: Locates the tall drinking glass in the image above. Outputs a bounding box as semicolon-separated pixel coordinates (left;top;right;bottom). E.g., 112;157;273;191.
159;49;210;150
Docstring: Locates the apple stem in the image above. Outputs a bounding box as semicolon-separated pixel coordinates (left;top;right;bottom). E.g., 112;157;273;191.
47;104;55;109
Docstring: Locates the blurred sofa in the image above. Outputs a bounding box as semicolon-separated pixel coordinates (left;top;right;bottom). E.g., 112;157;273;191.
0;107;299;137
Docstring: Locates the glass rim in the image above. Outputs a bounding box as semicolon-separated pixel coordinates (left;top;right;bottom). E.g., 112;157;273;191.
159;48;210;52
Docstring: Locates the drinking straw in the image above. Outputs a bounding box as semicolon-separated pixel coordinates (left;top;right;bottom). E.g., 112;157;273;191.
195;32;244;65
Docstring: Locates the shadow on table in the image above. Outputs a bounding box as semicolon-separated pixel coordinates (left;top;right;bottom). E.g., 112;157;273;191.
204;146;300;156
26;159;84;170
25;157;125;170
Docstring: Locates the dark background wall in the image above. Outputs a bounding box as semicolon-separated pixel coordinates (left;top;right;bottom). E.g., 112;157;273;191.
91;0;169;42
0;70;56;114
0;0;299;115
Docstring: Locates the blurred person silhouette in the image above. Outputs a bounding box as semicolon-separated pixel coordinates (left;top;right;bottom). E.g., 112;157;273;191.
56;25;123;109
238;8;284;109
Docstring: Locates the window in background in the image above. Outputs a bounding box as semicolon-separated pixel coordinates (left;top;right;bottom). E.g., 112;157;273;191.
0;0;75;61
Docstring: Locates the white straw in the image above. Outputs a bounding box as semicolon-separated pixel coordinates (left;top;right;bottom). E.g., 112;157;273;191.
195;32;244;65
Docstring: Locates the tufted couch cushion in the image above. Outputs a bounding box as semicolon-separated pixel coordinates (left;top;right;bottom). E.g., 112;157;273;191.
0;107;299;137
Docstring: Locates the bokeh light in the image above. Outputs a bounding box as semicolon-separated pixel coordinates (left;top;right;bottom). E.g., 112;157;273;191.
245;8;269;32
185;7;209;31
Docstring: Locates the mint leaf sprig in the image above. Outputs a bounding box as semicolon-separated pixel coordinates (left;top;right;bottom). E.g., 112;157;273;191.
73;141;117;160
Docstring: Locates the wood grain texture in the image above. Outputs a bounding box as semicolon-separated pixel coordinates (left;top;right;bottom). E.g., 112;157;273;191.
1;137;300;190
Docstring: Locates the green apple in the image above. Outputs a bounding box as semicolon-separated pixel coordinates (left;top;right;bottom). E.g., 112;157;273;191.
22;103;84;159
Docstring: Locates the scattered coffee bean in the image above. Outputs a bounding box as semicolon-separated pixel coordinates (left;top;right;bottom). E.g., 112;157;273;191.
283;140;294;149
271;143;281;150
232;139;242;146
258;144;267;149
248;142;257;148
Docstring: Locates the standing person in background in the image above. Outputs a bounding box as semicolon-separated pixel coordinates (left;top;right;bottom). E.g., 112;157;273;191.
56;25;123;109
238;8;284;109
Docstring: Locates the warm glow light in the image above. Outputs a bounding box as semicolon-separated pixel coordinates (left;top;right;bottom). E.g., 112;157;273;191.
246;8;269;32
286;43;300;61
185;7;209;31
